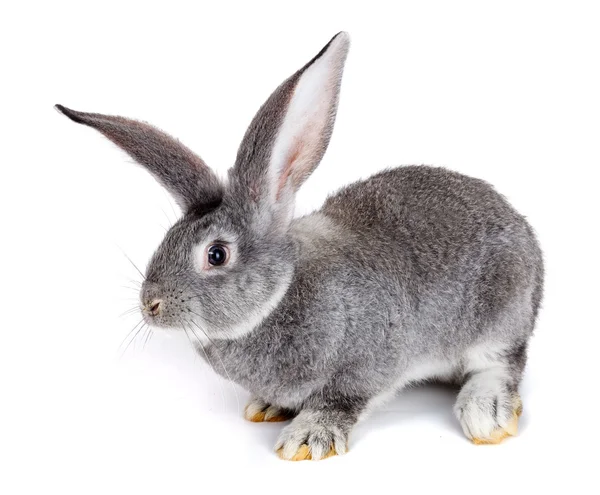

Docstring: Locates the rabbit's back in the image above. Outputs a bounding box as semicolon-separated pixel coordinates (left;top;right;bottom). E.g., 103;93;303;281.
320;165;544;348
323;166;531;255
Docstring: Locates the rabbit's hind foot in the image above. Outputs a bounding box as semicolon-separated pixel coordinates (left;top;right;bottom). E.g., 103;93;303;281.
471;400;522;445
455;365;524;445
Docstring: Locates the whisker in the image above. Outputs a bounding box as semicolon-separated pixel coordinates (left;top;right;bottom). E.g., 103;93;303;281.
181;324;195;355
190;320;240;416
159;206;174;229
143;326;153;349
119;321;148;358
139;326;148;349
120;285;142;292
119;306;141;318
162;188;180;225
181;319;227;415
118;318;144;350
116;245;146;281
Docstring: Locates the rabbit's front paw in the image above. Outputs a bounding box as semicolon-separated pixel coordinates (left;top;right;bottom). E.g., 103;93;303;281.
244;396;294;423
274;411;348;461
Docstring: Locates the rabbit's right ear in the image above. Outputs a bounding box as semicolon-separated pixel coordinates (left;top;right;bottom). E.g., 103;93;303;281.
230;32;350;226
55;105;223;211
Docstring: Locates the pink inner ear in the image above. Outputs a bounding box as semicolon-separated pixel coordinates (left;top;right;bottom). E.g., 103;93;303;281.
276;140;302;200
268;33;348;204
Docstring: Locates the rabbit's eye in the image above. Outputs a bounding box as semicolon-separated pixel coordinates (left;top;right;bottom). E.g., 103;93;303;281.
207;244;229;266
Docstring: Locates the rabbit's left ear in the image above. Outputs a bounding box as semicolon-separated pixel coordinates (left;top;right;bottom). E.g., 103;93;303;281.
55;105;223;211
230;32;350;221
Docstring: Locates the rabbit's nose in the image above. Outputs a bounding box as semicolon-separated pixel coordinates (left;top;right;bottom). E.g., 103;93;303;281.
145;299;163;317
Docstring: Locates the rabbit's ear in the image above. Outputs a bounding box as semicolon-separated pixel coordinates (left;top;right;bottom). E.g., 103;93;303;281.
230;32;350;221
55;105;223;211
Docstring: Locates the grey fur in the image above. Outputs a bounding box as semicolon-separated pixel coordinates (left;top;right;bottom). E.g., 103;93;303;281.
231;32;348;204
54;104;223;210
56;31;543;459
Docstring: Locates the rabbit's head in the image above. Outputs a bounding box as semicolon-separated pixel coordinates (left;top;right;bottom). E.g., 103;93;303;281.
56;32;349;339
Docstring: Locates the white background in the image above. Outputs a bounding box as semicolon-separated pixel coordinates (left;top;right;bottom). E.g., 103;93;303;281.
2;1;599;493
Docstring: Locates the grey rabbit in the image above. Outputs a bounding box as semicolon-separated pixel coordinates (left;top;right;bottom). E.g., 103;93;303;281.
56;31;544;460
